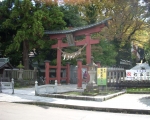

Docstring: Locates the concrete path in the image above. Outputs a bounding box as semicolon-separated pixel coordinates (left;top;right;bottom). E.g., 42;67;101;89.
0;84;150;114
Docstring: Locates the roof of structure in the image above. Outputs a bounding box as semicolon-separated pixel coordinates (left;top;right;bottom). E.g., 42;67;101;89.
0;58;13;69
44;17;112;35
130;62;150;70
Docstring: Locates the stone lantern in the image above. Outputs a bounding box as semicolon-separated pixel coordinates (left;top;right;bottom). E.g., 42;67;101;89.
85;56;98;92
17;61;24;80
87;56;97;84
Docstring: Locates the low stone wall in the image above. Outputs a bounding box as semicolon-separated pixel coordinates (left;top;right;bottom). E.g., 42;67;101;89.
35;80;57;95
0;78;14;94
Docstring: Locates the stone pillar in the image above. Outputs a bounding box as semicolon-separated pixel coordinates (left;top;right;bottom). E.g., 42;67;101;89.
45;60;50;84
77;59;83;89
11;78;14;94
56;39;62;84
95;61;101;84
66;62;70;84
35;81;38;96
17;61;24;80
0;79;2;93
88;71;97;84
54;80;57;93
18;69;23;80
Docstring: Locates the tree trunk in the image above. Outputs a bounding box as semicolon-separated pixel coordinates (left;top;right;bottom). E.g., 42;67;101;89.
23;40;29;70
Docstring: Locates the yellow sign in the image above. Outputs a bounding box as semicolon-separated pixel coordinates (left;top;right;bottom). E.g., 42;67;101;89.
97;68;107;85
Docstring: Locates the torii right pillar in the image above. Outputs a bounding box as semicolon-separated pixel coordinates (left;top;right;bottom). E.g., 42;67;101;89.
85;33;92;64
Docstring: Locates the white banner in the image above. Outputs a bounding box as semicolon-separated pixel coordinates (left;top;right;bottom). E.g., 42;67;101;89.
125;70;150;80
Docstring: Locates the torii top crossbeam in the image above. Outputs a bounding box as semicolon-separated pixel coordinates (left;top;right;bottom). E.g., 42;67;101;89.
44;17;112;84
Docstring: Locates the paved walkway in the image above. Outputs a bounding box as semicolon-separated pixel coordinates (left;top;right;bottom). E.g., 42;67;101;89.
0;84;150;114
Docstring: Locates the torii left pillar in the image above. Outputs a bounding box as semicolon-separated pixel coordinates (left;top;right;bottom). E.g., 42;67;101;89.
50;36;64;84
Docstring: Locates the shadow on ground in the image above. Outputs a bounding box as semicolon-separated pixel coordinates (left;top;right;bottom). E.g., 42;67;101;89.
139;96;150;106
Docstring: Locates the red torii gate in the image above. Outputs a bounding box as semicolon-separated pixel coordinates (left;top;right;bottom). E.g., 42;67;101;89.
44;17;111;84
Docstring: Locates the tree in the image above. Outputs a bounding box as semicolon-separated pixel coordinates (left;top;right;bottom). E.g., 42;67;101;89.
59;4;86;27
98;0;149;66
49;0;150;67
92;39;117;66
0;0;21;65
2;0;66;69
78;2;98;24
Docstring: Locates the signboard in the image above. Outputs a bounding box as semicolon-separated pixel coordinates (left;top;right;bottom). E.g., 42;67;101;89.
97;68;107;85
126;70;150;80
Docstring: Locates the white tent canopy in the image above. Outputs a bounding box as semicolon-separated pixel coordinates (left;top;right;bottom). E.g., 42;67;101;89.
125;62;150;80
130;63;150;70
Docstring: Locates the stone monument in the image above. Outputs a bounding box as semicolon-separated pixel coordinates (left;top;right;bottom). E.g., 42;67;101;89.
17;61;24;80
84;56;99;93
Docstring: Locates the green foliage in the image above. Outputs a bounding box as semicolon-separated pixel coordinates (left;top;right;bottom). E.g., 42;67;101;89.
60;4;86;27
1;0;150;69
77;0;105;24
83;3;98;24
62;90;120;96
127;87;150;93
144;40;150;64
92;39;117;66
0;0;66;69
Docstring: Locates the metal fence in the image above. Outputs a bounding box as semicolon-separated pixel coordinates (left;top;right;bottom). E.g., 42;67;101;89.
1;67;150;88
70;66;125;84
107;67;125;85
106;67;150;88
70;66;150;87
